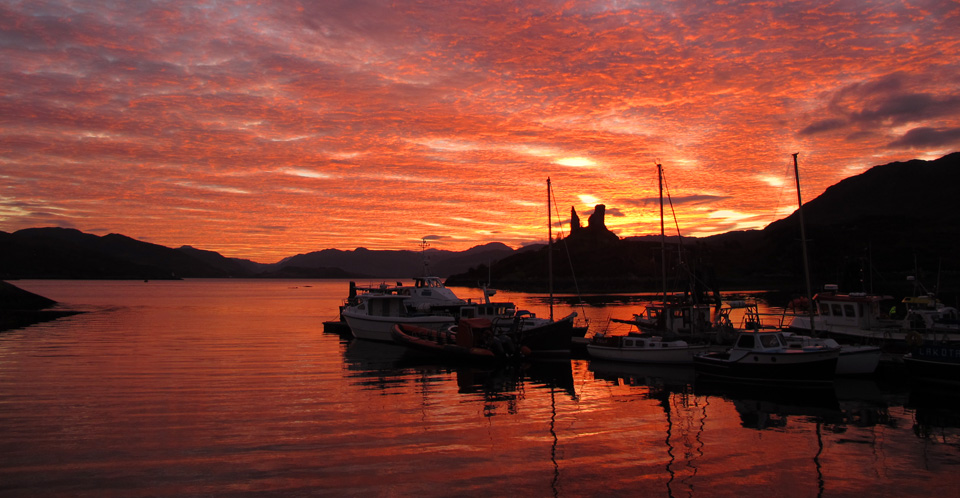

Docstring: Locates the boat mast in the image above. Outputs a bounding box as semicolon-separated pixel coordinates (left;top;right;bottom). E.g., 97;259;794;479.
658;162;667;301
793;153;816;335
547;177;554;321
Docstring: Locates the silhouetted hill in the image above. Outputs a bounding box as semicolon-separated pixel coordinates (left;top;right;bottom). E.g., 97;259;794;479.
448;152;960;299
1;228;216;279
278;242;515;278
177;245;266;277
1;229;519;280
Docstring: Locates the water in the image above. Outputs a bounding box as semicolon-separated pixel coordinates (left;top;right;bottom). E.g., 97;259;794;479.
2;279;958;497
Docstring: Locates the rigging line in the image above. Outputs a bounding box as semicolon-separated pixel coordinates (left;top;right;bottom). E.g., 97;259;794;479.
661;166;695;288
660;167;684;258
549;181;588;321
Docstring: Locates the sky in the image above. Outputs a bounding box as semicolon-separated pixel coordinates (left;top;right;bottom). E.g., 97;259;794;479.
2;0;959;262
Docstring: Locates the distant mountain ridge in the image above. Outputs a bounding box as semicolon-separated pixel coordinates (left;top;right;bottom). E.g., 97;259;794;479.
0;228;518;280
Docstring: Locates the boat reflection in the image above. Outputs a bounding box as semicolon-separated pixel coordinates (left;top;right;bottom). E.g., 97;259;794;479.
908;381;960;443
341;336;578;412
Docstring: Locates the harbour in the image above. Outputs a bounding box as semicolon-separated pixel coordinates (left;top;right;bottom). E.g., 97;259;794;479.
2;279;958;496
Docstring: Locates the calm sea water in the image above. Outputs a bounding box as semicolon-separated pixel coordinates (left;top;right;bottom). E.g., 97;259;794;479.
2;279;958;497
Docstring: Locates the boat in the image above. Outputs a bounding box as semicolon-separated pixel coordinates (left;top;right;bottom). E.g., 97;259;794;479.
903;343;960;385
586;331;713;364
780;331;880;375
738;299;881;376
589;163;719;364
391;318;523;362
692;328;840;384
341;294;456;342
505;311;578;358
771;152;881;376
787;285;960;347
609;162;719;343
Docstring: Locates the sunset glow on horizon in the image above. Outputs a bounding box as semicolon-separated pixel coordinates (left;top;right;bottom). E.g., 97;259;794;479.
2;0;959;262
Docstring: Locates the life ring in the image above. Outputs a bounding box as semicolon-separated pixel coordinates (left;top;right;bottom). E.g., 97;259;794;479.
906;331;924;347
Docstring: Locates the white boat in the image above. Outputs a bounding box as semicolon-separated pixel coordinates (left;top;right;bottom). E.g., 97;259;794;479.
348;276;467;311
587;332;713;364
342;294;455;342
788;285;960;345
780;331;880;375
738;300;881;376
693;328;840;384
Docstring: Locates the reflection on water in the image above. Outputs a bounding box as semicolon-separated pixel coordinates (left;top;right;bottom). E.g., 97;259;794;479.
1;279;959;496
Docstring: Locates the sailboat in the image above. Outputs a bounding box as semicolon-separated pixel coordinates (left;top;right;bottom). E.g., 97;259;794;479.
587;162;714;364
780;153;881;375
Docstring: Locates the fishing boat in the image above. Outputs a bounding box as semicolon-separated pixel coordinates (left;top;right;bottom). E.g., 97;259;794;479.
341;294;455;342
391;318;523;361
589;163;719;364
692;328;840;384
787;285;960;346
586;331;712;364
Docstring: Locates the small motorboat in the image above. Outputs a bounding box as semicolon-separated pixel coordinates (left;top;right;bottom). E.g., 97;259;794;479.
693;329;839;384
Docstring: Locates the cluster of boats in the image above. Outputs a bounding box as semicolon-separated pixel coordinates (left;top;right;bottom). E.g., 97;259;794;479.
327;276;587;360
585;284;960;385
326;276;959;387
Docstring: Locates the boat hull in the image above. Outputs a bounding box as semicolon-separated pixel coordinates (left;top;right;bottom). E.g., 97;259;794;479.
904;344;960;385
586;343;712;364
836;345;882;375
343;312;454;342
512;313;576;358
693;349;838;383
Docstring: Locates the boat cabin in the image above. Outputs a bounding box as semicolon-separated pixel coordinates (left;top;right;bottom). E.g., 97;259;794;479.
354;295;413;317
635;301;714;335
733;330;787;351
813;286;895;329
458;302;517;320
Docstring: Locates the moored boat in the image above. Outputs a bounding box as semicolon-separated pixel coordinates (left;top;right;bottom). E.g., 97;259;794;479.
342;294;455;342
788;286;960;347
586;331;713;364
693;329;839;384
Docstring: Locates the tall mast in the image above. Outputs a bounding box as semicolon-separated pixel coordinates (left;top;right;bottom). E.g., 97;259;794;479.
793;153;816;335
547;177;554;321
658;162;667;301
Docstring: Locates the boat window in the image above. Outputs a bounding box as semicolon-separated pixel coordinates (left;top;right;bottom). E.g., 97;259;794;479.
760;335;781;348
422;290;432;296
819;303;831;316
462;308;475;318
844;304;855;317
624;340;633;347
831;304;843;316
736;335;756;348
